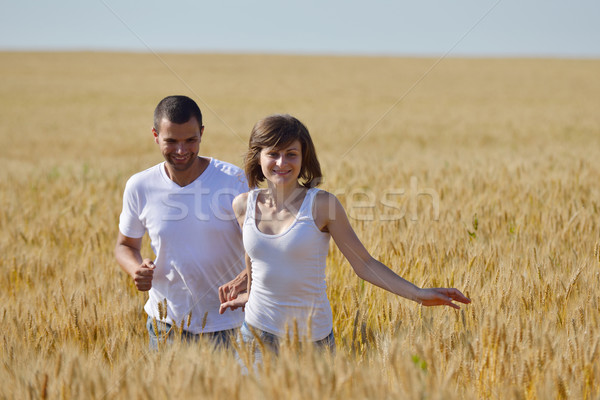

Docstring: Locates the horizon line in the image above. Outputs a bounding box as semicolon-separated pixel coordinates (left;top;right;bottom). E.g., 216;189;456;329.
1;47;599;61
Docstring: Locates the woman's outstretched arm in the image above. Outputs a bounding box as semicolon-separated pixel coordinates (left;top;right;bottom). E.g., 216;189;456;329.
315;191;470;309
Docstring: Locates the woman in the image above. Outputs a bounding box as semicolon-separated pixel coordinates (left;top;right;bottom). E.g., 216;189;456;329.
220;114;470;355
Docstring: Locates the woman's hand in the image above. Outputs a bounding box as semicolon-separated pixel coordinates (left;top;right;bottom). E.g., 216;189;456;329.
218;270;248;303
417;288;471;309
219;292;249;314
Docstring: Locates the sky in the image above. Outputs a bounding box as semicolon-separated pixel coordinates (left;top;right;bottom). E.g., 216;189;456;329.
0;0;599;58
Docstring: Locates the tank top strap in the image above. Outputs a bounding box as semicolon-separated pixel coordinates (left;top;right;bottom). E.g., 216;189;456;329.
297;187;320;221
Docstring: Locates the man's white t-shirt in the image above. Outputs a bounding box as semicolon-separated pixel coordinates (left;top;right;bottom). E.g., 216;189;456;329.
119;158;247;334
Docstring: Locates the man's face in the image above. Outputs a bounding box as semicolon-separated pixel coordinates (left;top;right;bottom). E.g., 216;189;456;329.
153;117;203;172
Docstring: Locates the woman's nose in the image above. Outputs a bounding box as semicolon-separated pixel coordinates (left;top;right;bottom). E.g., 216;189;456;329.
276;154;285;166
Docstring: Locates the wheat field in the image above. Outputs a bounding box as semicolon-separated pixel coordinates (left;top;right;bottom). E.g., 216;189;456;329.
1;52;599;399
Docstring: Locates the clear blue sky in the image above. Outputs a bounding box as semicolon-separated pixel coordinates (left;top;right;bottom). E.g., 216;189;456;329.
1;0;599;57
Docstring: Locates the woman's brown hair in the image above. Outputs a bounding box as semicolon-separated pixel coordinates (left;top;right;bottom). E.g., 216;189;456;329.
244;114;322;188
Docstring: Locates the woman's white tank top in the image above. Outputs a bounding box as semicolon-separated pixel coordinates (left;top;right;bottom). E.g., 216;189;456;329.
243;187;332;341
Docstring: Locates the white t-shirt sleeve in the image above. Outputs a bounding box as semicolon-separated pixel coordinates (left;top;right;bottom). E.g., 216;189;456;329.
237;173;249;194
221;159;249;193
118;178;146;238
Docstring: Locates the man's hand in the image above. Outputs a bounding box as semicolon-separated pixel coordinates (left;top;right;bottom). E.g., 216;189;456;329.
219;292;249;314
132;258;156;291
115;233;156;292
219;270;248;303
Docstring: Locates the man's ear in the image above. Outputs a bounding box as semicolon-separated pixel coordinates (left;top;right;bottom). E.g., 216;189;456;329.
200;126;205;140
152;127;159;143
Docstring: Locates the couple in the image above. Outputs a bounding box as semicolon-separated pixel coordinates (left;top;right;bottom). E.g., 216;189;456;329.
115;95;470;353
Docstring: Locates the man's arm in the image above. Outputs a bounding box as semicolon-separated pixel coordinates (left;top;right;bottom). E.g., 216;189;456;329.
115;232;155;291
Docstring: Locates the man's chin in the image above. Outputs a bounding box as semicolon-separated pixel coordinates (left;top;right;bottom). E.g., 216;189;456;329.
167;157;196;171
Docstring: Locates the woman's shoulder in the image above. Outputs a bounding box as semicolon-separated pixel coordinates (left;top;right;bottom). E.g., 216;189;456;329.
232;191;251;218
312;189;343;225
313;189;338;206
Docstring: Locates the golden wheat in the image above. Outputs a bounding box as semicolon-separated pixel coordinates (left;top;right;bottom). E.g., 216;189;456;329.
0;51;599;399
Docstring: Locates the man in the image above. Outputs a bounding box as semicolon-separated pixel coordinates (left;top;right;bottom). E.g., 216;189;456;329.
115;95;247;349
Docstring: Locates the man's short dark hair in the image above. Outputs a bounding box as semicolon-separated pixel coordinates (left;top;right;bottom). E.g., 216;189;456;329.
153;95;203;132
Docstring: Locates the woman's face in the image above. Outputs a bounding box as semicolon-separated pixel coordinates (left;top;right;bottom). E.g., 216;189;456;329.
259;139;302;187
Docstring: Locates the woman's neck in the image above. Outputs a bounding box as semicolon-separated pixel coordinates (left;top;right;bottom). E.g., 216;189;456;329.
264;182;305;210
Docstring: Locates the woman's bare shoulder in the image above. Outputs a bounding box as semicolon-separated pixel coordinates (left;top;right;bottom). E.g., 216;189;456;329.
314;189;340;209
313;189;342;230
232;191;250;218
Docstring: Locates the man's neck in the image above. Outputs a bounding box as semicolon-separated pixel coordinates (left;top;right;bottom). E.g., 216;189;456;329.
164;157;209;187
